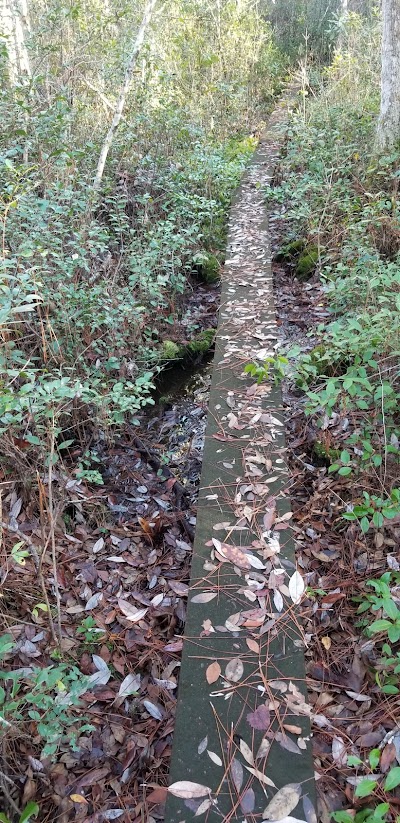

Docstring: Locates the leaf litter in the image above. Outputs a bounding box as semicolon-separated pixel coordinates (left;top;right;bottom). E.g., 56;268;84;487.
0;357;214;821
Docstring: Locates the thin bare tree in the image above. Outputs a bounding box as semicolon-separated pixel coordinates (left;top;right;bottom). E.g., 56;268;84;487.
92;0;158;193
376;0;400;151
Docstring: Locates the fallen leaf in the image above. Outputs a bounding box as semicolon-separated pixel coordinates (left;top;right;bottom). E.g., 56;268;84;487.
230;757;244;793
198;736;208;755
321;636;331;650
143;699;164;720
70;794;88;804
206;661;221;684
217;542;251;570
147;787;168;805
245;765;276;788
246;638;260;654
332;736;346;767
247;704;270;731
167;781;211;799
263;784;302;820
191;592;217;604
117;600;148;622
85;592;103;611
239;739;254;766
275;732;302;755
194;799;212;817
283;724;302;735
225;657;244;682
241;788;255;814
207;750;223;767
117;673;140;698
288;571;305;604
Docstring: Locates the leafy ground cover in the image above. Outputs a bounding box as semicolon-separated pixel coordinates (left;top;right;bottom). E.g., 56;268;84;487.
261;20;400;823
0;3;286;816
0;367;211;822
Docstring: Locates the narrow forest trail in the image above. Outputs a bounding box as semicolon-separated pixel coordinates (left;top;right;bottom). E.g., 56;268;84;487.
165;90;316;823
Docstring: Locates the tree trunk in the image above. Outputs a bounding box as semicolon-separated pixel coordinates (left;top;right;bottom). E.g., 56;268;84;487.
92;0;158;193
1;0;19;84
376;0;400;152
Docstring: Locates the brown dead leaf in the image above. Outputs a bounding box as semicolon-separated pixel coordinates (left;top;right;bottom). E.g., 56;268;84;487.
70;794;88;804
225;657;244;682
216;542;251;570
247;703;270;731
246;638;260;654
167;781;210;799
206;661;221;684
263;783;302;820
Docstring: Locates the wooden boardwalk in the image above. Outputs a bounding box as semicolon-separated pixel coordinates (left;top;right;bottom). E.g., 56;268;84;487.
165;92;316;823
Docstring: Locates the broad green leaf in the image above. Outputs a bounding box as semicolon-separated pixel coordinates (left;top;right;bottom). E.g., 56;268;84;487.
354;778;377;798
384;767;400;791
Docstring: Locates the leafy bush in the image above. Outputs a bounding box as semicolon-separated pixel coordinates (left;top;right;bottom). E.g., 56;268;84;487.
0;638;93;758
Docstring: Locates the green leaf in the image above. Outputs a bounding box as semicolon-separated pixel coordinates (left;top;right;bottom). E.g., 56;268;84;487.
384;767;400;791
360;516;370;533
354;778;377;798
340;450;350;464
332;813;354;823
338;466;352;476
382;598;399;620
368;748;380;769
25;434;42;446
19;802;39;823
347;755;363;766
57;440;74;450
369;619;392;633
381;684;399;695
372;511;384;528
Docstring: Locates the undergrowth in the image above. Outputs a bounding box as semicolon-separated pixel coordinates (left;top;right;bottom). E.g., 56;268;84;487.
261;13;400;823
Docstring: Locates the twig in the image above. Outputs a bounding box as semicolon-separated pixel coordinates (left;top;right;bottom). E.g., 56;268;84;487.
37;472;60;647
0;770;21;816
48;422;62;644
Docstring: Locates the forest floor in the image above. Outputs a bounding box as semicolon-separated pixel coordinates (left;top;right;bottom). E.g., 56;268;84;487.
0;285;216;822
270;217;400;822
2;90;400;823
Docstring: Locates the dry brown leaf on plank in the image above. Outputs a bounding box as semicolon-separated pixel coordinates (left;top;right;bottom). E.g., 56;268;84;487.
206;661;221;684
167;781;211;799
225;657;244;682
247;704;270;731
214;540;252;570
263;784;302;821
191;591;217;604
246;637;260;653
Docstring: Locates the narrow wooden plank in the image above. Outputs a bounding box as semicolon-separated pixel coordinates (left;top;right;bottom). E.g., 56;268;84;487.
165;92;316;823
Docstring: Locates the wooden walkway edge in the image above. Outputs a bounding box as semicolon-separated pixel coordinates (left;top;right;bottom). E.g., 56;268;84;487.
165;91;316;823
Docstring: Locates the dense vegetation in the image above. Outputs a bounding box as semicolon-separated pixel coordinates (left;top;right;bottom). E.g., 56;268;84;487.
2;0;400;820
262;10;400;822
0;0;283;479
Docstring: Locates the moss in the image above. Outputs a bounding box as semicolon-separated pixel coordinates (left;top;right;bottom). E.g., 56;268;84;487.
159;329;215;368
161;340;181;360
194;252;220;284
275;238;306;262
313;440;340;463
296;245;319;280
185;329;215;358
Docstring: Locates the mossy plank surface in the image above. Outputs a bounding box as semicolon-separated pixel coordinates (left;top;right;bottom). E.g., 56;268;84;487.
165;90;316;823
